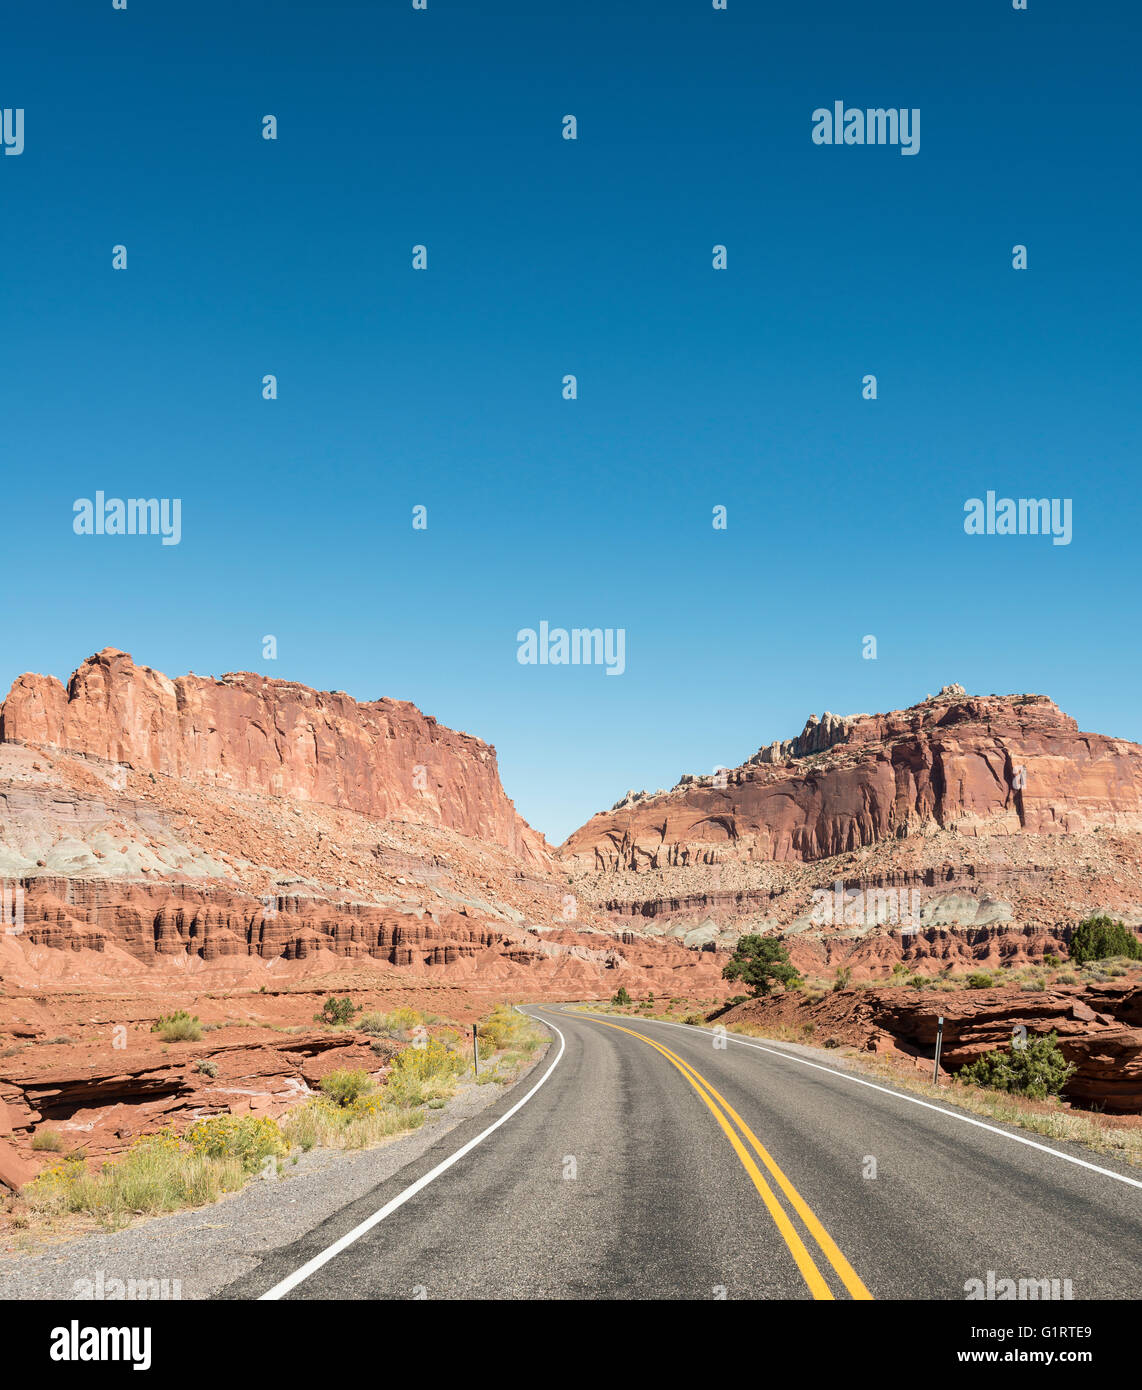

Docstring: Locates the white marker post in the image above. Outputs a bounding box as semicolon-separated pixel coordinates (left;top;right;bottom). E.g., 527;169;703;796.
933;1015;945;1085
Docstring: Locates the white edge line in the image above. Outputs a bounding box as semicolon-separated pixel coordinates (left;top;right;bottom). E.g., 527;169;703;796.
258;1017;566;1300
569;1009;1142;1193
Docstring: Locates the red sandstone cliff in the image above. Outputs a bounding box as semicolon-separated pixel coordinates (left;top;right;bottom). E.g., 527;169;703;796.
561;687;1142;873
1;649;549;868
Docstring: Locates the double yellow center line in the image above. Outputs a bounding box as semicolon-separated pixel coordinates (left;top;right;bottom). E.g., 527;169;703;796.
586;1017;872;1300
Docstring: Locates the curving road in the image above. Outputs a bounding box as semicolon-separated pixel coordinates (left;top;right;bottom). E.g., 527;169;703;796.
219;1007;1142;1301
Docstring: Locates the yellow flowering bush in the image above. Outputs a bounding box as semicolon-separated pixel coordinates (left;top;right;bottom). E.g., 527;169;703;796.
318;1069;375;1107
183;1114;287;1172
475;1004;535;1059
389;1036;465;1082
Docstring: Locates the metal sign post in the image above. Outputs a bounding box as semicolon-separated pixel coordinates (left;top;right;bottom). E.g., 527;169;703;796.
933;1015;945;1084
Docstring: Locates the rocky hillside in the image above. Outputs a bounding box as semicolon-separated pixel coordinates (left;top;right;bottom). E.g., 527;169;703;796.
560;685;1142;968
0;650;726;999
2;648;548;866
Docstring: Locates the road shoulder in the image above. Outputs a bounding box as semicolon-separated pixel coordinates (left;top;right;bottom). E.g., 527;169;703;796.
0;1029;553;1301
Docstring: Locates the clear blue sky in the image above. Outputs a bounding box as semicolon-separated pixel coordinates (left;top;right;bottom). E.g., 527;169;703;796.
3;1;1139;843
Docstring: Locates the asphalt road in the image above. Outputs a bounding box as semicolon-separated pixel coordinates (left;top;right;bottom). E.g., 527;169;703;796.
219;1007;1142;1301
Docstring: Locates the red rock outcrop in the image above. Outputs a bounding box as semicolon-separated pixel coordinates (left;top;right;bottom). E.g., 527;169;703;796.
560;689;1142;958
563;690;1142;873
1;649;548;867
0;647;732;1010
722;982;1142;1112
0;1031;376;1161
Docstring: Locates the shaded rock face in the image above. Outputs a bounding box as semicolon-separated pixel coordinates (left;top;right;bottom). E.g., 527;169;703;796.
0;1031;376;1177
1;649;548;868
562;692;1142;873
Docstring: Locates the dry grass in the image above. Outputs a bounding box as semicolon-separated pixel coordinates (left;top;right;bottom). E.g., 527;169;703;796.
278;1096;425;1152
12;1004;550;1237
814;955;1142;995
20;1117;286;1229
30;1131;66;1153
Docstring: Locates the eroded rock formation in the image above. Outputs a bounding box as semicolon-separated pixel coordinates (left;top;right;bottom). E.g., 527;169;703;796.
721;983;1142;1112
2;649;548;867
563;690;1142;873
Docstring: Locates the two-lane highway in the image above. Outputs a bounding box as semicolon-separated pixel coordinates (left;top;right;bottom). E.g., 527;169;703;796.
220;1007;1142;1300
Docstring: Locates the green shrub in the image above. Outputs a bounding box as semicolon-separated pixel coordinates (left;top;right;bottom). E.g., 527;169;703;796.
1069;916;1142;966
832;966;853;992
383;1037;466;1107
195;1058;219;1078
152;1010;202;1042
31;1130;65;1152
314;997;359;1026
611;987;632;1006
957;1030;1074;1101
965;972;994;990
721;935;800;997
318;1069;375;1107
